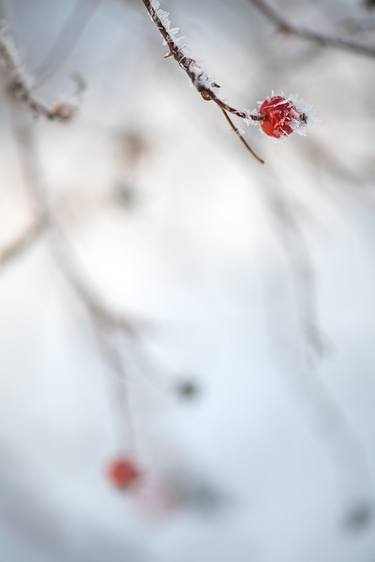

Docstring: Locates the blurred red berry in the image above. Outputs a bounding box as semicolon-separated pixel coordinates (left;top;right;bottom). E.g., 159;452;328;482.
259;96;302;139
107;458;141;490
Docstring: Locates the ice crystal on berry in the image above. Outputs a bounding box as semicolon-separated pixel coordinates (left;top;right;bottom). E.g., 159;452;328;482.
258;95;307;139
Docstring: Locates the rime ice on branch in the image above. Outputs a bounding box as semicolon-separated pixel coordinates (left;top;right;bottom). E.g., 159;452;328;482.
142;0;310;163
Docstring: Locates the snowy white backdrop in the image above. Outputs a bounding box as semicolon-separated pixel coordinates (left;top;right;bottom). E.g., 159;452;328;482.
0;0;375;561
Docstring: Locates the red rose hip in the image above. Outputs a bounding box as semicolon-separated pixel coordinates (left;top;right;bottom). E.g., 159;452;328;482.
259;96;302;139
107;457;141;490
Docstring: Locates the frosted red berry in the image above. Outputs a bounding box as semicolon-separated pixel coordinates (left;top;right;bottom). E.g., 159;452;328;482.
107;458;141;490
259;96;302;139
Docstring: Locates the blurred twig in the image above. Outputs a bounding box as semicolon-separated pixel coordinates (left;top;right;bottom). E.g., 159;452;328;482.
0;30;75;120
262;181;324;356
0;218;44;270
340;15;375;35
248;0;375;59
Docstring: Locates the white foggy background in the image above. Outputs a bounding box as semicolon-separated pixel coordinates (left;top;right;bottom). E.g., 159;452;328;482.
0;0;375;561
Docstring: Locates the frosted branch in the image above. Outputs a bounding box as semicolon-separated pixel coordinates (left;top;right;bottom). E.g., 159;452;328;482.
141;0;264;163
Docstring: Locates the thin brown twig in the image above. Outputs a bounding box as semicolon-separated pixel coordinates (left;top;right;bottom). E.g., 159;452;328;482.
140;0;264;163
221;108;264;164
248;0;375;59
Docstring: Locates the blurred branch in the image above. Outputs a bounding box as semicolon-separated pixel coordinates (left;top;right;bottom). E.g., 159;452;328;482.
341;15;375;35
0;31;75;120
0;218;44;270
33;0;101;89
263;182;324;356
248;0;375;59
10;104;192;454
10;112;136;337
10;107;142;452
140;0;264;163
262;175;373;530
